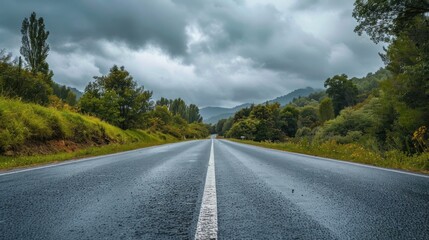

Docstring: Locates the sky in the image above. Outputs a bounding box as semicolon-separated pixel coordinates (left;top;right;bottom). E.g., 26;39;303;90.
0;0;384;107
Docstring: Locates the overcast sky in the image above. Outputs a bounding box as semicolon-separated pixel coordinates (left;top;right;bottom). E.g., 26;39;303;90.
0;0;384;107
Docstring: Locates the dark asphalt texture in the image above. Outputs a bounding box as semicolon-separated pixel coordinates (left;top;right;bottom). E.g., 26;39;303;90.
1;139;428;239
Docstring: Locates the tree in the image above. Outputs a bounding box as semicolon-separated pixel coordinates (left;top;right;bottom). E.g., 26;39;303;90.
233;106;253;122
353;0;429;153
0;50;52;105
222;117;234;136
353;0;429;43
156;97;171;107
216;119;227;134
79;65;152;129
324;74;358;115
298;106;319;129
319;98;335;122
279;106;299;137
52;82;77;106
249;103;283;141
227;119;258;140
169;98;187;119
187;104;202;123
148;105;173;128
65;91;77;106
20;12;50;75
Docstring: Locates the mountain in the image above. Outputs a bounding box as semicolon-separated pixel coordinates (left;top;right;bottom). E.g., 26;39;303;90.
201;87;319;124
200;103;252;124
266;87;318;106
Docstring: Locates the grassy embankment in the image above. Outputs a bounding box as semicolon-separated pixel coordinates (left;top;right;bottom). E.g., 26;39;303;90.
230;139;429;174
0;97;181;170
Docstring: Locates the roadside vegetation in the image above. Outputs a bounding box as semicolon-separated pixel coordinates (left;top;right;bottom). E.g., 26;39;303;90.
230;139;428;173
0;12;209;169
214;1;429;172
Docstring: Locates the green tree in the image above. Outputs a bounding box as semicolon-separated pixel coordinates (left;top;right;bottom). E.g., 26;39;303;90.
279;106;299;137
156;97;171;107
353;0;429;153
227;118;258;140
52;82;77;106
222;117;234;136
169;98;187;119
298;106;319;129
216;119;227;135
79;65;152;129
250;103;283;141
0;50;52;105
187;104;202;123
65;91;77;106
319;98;335;122
324;74;358;115
20;12;50;75
233;106;253;122
147;105;173;128
353;0;429;43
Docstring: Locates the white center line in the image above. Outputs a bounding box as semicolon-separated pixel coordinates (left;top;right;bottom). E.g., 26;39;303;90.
195;139;218;240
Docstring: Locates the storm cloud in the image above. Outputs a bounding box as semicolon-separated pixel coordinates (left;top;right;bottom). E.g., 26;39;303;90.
0;0;384;107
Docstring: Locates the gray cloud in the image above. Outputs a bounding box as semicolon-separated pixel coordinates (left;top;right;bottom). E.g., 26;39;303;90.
0;0;384;107
0;0;189;55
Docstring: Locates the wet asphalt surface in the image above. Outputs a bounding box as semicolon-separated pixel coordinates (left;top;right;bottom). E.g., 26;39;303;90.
0;139;428;239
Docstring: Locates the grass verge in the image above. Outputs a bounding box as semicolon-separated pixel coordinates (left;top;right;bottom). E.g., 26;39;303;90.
229;139;429;174
0;97;210;170
0;139;180;170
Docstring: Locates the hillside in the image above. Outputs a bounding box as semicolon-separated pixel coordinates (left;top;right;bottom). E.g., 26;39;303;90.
267;87;319;106
201;87;319;123
0;97;177;157
205;112;238;124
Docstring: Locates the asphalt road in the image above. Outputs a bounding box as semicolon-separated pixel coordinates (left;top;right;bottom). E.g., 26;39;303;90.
0;139;428;239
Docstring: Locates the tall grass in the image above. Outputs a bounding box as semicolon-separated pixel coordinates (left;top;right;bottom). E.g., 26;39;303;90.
231;139;429;173
0;139;178;170
0;97;184;169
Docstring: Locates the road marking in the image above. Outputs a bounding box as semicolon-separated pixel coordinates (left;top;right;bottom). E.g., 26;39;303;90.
223;140;429;179
195;139;218;240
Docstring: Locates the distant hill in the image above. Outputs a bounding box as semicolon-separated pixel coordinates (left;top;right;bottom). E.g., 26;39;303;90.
266;87;318;106
201;87;319;124
200;103;253;124
205;112;240;124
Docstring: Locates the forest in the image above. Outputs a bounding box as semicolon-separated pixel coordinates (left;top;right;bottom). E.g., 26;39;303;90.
0;12;209;162
214;0;429;171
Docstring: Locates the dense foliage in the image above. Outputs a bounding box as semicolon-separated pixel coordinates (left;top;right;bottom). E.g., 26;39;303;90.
0;12;209;157
78;66;207;137
216;0;429;161
156;97;203;123
79;65;153;129
0;50;52;105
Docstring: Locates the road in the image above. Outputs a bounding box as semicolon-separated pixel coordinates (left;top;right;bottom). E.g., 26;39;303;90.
0;139;428;239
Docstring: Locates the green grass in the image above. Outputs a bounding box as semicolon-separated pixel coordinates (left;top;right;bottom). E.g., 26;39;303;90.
0;97;193;170
230;139;429;174
0;97;152;150
0;138;180;170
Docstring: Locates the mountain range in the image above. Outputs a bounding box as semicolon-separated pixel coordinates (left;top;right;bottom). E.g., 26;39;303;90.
201;87;319;124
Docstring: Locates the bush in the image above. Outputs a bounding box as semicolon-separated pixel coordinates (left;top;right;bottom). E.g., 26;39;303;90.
227;119;258;140
295;127;312;138
316;107;375;143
